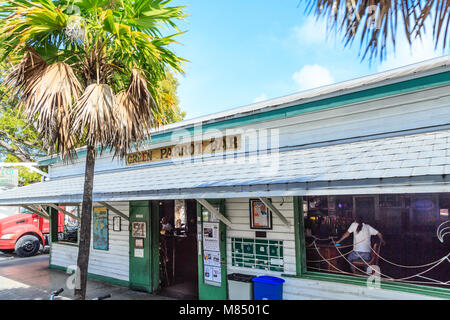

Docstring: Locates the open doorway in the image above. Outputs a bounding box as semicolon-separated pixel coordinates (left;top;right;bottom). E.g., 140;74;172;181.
158;199;198;299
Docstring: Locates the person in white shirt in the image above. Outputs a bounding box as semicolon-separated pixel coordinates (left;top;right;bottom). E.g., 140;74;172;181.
336;215;385;272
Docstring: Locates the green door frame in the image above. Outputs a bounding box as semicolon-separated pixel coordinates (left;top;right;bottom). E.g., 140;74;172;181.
197;199;228;300
129;201;155;292
150;200;160;292
293;196;306;276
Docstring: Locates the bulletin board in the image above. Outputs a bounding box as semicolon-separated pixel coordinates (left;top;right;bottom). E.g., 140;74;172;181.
202;222;222;286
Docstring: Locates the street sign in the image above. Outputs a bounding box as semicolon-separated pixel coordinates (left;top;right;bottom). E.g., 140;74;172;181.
0;168;19;188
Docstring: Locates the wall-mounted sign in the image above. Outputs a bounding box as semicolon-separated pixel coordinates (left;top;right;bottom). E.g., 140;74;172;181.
126;134;241;165
134;248;144;258
132;221;146;238
249;199;272;230
0;168;18;188
113;216;121;231
135;238;144;249
93;207;108;251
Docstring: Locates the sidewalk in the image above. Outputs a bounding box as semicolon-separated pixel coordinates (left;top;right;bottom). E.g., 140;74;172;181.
0;254;174;300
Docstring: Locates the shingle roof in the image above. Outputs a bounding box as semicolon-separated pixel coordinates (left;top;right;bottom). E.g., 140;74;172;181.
0;129;449;205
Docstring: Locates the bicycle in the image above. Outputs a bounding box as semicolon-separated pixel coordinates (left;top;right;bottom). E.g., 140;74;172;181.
50;288;111;300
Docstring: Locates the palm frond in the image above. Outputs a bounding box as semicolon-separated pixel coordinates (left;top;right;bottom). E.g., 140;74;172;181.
6;52;81;159
301;0;449;61
112;69;156;157
71;83;117;153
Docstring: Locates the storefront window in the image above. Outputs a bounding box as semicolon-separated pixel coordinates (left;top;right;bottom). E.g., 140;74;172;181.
58;206;78;244
303;194;450;289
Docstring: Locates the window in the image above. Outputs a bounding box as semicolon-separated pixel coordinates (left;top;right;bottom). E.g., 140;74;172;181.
303;194;450;289
58;206;79;244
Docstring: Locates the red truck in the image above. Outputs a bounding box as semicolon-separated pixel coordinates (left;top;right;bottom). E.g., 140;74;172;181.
0;209;65;257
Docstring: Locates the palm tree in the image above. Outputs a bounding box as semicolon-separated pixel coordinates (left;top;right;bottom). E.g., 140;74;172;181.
301;0;449;60
0;0;186;299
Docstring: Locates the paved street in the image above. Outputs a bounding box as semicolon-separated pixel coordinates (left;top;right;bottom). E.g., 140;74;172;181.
0;252;173;300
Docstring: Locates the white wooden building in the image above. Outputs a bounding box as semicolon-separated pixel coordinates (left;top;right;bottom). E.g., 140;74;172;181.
0;56;449;300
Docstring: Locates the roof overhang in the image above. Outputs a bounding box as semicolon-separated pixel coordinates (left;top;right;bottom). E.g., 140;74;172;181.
0;175;449;206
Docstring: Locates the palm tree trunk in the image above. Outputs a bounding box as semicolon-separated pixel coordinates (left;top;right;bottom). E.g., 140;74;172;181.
74;144;95;300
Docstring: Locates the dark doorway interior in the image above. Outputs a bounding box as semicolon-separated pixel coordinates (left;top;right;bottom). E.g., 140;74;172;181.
158;199;198;299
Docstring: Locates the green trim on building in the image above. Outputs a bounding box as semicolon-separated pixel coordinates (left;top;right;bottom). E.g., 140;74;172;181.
128;201;153;293
150;200;160;292
293;196;307;276
197;199;228;300
48;207;59;243
49;264;129;287
38;71;450;166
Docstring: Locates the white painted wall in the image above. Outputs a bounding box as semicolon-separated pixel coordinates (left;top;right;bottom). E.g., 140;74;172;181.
50;201;129;282
225;197;297;276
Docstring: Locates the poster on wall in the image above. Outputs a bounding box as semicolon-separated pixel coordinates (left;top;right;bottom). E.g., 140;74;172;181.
204;265;213;281
249;199;272;229
202;222;220;251
203;250;221;267
134;248;144;258
212;267;221;283
93;207;108;250
202;222;221;285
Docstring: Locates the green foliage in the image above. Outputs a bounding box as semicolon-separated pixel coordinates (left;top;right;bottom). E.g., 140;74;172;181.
0;0;187;91
0;0;187;159
156;70;186;124
0;62;46;185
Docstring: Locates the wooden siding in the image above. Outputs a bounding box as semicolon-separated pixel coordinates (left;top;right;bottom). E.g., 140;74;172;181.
225;197;297;276
50;202;129;282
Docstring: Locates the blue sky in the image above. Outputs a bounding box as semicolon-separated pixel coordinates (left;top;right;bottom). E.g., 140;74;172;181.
170;0;446;120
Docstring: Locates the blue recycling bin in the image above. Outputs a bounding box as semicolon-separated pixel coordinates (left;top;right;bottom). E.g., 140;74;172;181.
252;276;285;300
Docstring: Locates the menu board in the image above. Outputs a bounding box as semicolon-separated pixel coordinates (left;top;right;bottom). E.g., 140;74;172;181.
202;222;221;285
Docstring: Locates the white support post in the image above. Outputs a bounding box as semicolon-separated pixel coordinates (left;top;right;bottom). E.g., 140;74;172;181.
259;197;291;227
196;198;233;228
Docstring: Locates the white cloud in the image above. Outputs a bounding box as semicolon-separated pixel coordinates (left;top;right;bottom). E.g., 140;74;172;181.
291;17;329;45
292;64;334;91
287;16;345;51
253;93;268;103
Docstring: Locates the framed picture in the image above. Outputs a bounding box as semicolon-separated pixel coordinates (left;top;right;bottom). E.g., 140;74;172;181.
113;216;121;231
132;221;146;238
135;238;144;249
249;199;272;230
